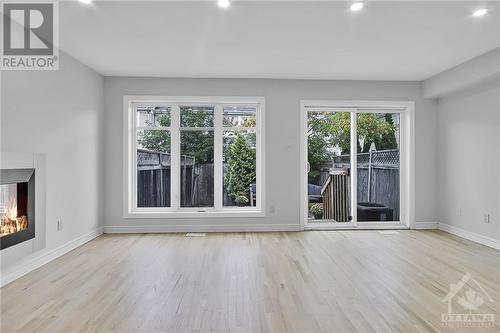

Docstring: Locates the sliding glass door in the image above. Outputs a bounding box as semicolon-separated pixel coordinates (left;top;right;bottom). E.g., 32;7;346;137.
356;112;401;223
307;109;353;223
302;101;410;229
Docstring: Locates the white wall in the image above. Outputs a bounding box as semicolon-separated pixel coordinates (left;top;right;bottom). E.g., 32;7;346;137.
436;79;500;240
0;51;104;272
104;77;438;230
422;47;500;99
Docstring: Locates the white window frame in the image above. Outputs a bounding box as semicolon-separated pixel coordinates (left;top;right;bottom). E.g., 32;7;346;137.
299;100;415;230
124;96;265;218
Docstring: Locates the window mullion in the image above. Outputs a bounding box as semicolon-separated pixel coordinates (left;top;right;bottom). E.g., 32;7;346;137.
350;110;358;224
214;105;223;210
131;103;138;211
171;104;181;210
255;105;261;211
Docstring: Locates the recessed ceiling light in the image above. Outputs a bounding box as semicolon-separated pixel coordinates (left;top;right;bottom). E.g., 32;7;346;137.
350;2;364;12
79;0;93;4
218;0;230;9
472;8;488;17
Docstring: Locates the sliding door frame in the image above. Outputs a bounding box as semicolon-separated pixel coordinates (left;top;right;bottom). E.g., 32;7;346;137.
299;100;415;230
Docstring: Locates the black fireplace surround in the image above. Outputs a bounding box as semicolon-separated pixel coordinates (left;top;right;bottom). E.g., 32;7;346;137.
0;168;35;250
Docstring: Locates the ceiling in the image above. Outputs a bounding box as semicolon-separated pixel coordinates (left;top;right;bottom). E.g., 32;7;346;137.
59;1;500;80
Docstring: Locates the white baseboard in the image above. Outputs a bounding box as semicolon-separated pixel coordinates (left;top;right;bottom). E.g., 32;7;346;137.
438;223;500;251
413;222;439;230
0;227;103;287
104;224;301;233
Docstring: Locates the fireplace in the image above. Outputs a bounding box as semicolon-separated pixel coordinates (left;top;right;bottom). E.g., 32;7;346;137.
0;168;35;250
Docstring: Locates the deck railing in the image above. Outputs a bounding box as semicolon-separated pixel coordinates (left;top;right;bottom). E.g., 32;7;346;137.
321;170;350;222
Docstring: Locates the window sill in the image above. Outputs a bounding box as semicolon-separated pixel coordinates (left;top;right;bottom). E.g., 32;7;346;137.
124;209;266;219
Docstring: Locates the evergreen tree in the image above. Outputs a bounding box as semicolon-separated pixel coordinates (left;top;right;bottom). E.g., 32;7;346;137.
378;113;398;150
226;133;256;201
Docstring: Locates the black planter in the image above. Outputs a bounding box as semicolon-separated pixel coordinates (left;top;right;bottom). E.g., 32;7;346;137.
357;202;393;222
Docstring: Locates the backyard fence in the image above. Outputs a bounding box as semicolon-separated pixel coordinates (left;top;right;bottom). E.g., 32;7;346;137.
318;149;400;220
137;149;175;207
137;149;202;207
190;163;214;207
137;150;234;207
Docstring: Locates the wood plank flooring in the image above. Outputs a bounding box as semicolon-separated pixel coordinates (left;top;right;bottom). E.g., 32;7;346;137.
1;230;499;333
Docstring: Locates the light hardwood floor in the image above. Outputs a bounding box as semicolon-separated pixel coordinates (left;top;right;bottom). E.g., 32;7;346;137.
1;230;499;333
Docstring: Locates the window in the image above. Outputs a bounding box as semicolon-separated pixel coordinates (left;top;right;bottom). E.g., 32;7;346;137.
125;97;265;217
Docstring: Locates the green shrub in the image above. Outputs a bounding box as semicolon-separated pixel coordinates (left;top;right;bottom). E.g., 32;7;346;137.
235;195;249;206
310;203;324;219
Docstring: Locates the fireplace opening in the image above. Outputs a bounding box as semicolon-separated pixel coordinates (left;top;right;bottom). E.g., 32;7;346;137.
0;168;35;250
1;183;29;237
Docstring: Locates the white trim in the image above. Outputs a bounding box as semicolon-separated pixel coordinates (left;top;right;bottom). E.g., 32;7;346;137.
413;222;439;230
405;103;416;228
438;223;500;251
350;111;358;225
299;100;415;230
305;224;408;231
214;104;223;211
124;96;265;104
123;97;134;218
123;96;265;218
301;100;413;109
0;227;103;288
299;100;308;231
171;104;181;210
136;126;172;131
104;224;299;233
256;98;266;215
122;210;265;219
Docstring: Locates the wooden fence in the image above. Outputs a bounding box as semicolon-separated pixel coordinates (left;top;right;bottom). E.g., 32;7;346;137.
137;149;176;207
189;163;214;207
357;166;399;220
318;149;400;221
137;167;171;207
137;150;220;207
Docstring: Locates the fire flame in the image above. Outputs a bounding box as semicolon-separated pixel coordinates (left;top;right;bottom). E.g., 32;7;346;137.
6;198;17;221
1;196;28;237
